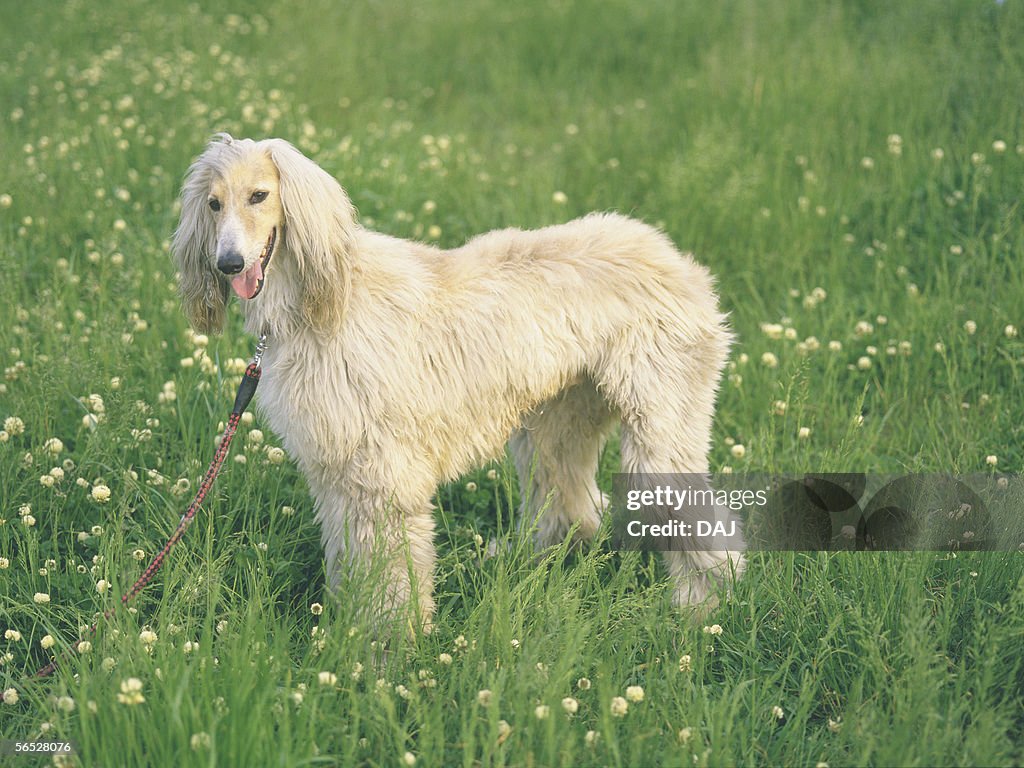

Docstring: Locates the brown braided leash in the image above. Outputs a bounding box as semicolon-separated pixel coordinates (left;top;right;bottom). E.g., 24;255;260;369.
32;335;267;679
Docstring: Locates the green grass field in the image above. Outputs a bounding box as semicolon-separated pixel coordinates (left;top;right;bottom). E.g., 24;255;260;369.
2;1;1023;765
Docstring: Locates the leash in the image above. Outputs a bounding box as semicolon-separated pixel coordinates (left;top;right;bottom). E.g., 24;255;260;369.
31;334;268;679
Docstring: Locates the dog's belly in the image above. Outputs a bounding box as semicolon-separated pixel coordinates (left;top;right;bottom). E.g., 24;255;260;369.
255;339;583;501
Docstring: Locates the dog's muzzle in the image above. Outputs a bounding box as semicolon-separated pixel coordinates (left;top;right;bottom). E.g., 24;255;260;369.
227;227;277;300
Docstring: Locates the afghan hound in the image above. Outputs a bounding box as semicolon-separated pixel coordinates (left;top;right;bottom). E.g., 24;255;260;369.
172;133;744;630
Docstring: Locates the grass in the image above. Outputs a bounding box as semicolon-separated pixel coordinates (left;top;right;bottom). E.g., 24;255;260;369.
1;0;1023;765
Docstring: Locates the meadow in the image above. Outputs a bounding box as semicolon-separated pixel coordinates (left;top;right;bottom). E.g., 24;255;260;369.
1;0;1023;765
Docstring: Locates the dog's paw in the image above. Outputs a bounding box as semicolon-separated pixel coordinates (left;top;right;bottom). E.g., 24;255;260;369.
671;550;745;619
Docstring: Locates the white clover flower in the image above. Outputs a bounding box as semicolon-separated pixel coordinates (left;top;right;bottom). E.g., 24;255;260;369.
477;689;492;706
438;652;453;665
857;356;873;371
33;592;50;604
534;704;550;720
679;654;692;672
3;688;18;705
266;446;285;464
139;629;158;646
56;695;75;712
552;191;568;205
730;444;746;459
318;671;337;686
964;320;977;335
986;455;998;467
4;629;22;641
577;677;591;690
43;437;64;455
91;484;111;503
77;641;92;654
3;416;25;435
190;732;211;750
625;685;644;703
561;696;579;715
117;677;144;705
1005;325;1018;339
798;427;811;440
310;602;324;616
585;730;600;746
610;696;628;717
761;352;778;368
771;705;785;720
0;558;8;569
402;752;416;767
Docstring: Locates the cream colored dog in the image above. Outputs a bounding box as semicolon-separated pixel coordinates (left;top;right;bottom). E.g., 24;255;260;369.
173;133;744;629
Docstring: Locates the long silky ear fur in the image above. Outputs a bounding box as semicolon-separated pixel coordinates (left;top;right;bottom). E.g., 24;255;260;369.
172;144;229;334
267;139;354;336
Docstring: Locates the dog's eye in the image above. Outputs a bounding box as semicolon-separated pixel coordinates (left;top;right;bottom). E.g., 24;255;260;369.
208;198;221;212
249;190;269;204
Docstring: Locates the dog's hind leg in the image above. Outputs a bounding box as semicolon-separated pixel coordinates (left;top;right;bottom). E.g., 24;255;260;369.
509;378;618;549
597;319;745;612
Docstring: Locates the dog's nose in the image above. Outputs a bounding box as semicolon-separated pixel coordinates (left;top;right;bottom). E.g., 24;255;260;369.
217;250;245;275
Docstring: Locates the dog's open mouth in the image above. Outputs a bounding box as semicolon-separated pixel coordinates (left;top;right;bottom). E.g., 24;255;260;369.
231;227;277;300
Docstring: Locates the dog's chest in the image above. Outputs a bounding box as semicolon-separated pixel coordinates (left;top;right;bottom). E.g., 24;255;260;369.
255;344;365;466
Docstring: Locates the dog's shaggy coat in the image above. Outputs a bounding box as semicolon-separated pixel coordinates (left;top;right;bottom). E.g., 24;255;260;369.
173;134;744;628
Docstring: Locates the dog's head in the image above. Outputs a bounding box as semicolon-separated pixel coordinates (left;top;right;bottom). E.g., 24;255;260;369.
172;133;353;336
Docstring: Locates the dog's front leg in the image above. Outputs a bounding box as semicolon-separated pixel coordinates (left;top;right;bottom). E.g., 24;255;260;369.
316;489;437;638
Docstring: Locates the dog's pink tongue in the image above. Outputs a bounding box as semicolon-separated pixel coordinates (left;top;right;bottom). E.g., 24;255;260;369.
231;260;263;300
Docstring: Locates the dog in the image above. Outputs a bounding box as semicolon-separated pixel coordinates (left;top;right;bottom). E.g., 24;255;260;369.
172;133;744;629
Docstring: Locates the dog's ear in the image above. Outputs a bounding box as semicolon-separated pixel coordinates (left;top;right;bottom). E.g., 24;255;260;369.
267;139;354;336
172;144;229;334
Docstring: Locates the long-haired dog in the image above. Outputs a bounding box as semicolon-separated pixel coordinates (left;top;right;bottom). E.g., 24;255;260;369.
173;133;744;629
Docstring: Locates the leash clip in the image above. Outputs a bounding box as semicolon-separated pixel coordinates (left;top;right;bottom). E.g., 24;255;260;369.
252;332;269;369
